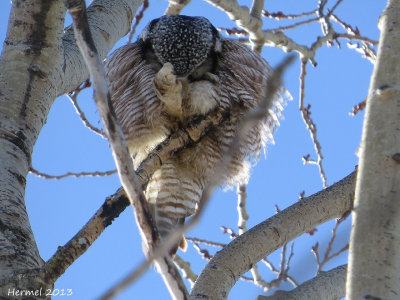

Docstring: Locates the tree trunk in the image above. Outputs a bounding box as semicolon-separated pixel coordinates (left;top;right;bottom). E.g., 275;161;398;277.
0;0;66;296
347;0;400;299
0;0;143;297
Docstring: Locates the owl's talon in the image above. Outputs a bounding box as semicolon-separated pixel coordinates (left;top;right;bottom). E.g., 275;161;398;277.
154;63;183;118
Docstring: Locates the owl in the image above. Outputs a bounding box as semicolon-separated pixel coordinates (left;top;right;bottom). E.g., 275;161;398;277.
105;15;282;253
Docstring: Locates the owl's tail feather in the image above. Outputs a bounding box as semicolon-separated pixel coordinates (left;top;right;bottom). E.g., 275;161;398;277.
146;162;202;256
161;217;187;256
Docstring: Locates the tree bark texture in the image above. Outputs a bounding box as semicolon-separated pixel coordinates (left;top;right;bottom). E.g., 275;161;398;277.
257;265;347;300
0;1;66;295
0;0;143;297
190;171;355;299
347;0;400;299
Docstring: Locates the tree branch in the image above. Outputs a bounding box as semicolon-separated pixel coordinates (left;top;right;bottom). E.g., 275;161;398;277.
299;59;328;188
165;0;192;15
64;1;188;299
42;188;129;283
257;265;347;300
190;170;355;299
29;167;116;180
60;0;144;95
38;102;228;291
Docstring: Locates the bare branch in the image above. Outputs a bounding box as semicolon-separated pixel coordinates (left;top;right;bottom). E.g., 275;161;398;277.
349;98;367;116
127;0;149;44
235;185;296;292
186;237;226;249
190;170;355;299
337;34;378;46
262;9;317;20
236;184;271;290
64;1;188;299
29;167;117;180
206;0;376;71
218;27;248;37
165;0;191;15
318;219;348;273
257;265;347;300
61;167;355;298
173;255;198;287
204;0;265;52
261;244;299;289
330;13;377;62
42;188;129;283
60;0;144;95
186;235;290;291
329;0;344;15
237;184;248;235
67;88;105;139
299;59;328;188
250;0;264;19
272;17;319;32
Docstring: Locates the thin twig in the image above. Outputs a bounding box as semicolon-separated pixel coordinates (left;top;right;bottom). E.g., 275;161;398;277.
299;59;328;188
186;237;226;248
330;13;377;62
186;236;283;288
334;33;378;46
236;184;273;290
312;219;349;273
218;27;248;37
67;83;105;138
173;255;198;287
237;184;248;235
349;98;367;116
29;167;116;180
258;265;346;300
329;0;344;15
262;9;317;20
127;0;149;44
272;17;319;32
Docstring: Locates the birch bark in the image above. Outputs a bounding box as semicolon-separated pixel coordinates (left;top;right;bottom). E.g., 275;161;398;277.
347;0;400;298
0;0;142;296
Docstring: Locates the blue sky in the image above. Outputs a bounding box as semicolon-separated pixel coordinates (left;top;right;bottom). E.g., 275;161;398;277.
0;1;386;299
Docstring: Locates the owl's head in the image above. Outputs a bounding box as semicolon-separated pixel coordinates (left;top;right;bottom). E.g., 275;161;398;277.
140;15;222;80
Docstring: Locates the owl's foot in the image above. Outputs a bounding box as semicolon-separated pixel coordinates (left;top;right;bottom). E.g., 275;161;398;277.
154;62;183;119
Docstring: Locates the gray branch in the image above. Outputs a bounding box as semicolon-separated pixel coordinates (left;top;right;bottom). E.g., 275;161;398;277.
257;265;347;300
190;170;355;299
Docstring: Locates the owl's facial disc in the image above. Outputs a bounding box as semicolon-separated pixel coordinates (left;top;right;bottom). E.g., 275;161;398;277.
141;15;221;78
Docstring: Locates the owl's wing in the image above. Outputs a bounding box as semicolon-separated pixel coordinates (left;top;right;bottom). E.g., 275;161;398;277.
217;40;285;162
105;42;171;157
